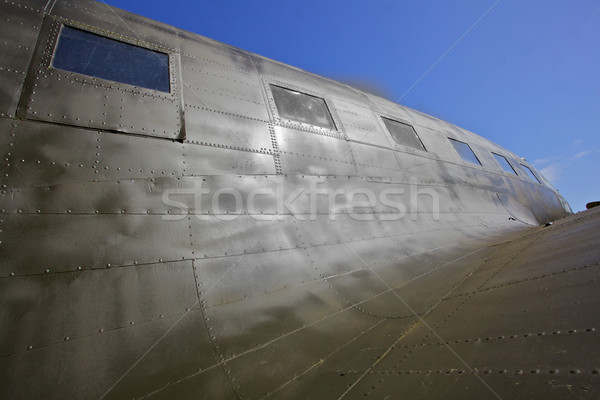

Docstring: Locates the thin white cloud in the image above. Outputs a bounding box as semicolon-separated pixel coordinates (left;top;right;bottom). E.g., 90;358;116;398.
572;151;590;160
539;163;561;185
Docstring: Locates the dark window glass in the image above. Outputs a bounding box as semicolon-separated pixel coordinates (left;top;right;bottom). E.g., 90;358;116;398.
449;138;481;165
270;85;336;130
52;26;170;92
381;117;426;151
492;153;517;175
521;164;541;183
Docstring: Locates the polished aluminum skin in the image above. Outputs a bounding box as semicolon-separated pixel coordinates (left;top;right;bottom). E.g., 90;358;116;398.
2;1;599;399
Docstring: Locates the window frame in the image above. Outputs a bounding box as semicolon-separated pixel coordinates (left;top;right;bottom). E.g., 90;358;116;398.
492;152;518;175
520;164;542;184
50;25;172;93
265;80;343;138
17;18;184;140
448;138;482;166
380;116;427;152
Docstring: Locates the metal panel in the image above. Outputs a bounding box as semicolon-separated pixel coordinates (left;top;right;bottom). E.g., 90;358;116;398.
0;214;192;275
203;280;343;361
350;141;402;178
183;102;272;151
275;126;356;176
49;0;179;49
182;55;269;122
0;261;198;356
272;318;415;399
18;17;183;139
178;30;258;75
0;118;188;188
0;1;43;117
331;97;392;147
182;142;276;175
222;308;390;399
0;311;215;400
194;249;316;308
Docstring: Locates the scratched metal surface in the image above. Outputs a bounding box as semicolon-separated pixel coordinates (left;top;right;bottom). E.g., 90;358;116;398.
1;1;594;400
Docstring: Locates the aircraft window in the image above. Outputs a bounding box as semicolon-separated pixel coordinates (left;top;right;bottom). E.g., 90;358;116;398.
381;117;426;151
52;26;170;92
449;138;481;165
270;84;336;130
492;153;517;175
520;164;541;183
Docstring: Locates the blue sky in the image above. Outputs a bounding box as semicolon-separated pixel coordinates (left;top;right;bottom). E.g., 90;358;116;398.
105;0;599;212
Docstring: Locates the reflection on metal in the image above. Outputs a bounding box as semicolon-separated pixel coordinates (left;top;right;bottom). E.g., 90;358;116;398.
1;1;598;399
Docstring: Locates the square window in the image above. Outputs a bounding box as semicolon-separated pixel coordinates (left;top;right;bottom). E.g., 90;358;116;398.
52;26;170;92
449;138;481;165
492;153;517;175
270;84;336;130
521;164;541;183
381;117;426;151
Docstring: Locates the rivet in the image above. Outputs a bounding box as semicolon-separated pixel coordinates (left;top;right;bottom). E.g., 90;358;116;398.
44;269;50;273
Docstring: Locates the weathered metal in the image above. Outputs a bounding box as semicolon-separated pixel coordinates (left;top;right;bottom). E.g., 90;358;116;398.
1;1;598;399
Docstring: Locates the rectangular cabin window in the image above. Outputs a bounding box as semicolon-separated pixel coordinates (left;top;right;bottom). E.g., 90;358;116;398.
492;153;517;175
52;26;170;92
521;164;541;183
381;117;426;151
270;84;336;130
449;138;481;165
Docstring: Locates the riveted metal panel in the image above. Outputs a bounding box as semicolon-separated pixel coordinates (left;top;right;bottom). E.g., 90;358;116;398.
0;119;188;188
222;307;390;400
194;249;316;308
49;0;179;49
183;102;272;151
182;55;268;122
186;215;303;259
18;17;183;139
263;78;347;139
203;280;343;361
0;214;192;276
142;366;239;400
0;311;214;400
178;29;258;75
275;126;356;176
272;318;415;399
0;1;43;117
100;310;219;400
182;142;276;175
0;260;197;356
